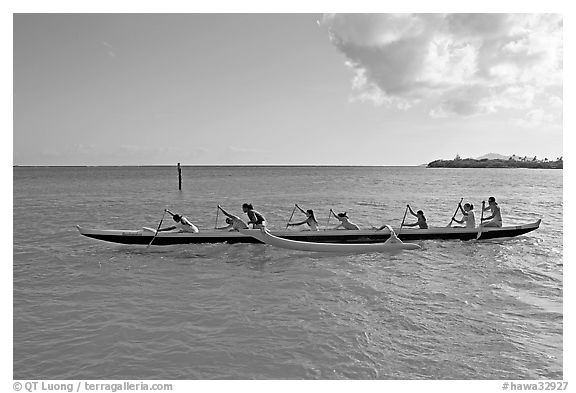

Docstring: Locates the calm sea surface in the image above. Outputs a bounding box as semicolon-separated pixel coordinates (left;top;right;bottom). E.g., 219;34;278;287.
13;166;563;379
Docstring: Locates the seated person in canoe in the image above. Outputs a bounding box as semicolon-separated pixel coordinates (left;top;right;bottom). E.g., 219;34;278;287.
216;205;249;231
158;209;199;233
404;205;428;229
331;210;360;230
480;196;503;227
242;203;267;229
287;204;319;231
451;202;476;228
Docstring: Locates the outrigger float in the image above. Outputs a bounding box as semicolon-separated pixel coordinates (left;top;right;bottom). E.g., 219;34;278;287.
239;227;420;253
76;219;541;246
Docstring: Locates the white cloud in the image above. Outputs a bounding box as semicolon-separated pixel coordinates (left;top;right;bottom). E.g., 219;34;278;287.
225;146;262;154
320;13;562;118
100;41;116;58
32;144;210;165
513;109;556;128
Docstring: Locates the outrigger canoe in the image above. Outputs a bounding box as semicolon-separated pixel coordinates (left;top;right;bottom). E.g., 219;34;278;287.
76;219;541;246
240;227;420;253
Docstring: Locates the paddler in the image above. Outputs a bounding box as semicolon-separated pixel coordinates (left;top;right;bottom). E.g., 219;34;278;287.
480;196;503;227
287;204;319;231
331;210;360;230
158;209;199;233
216;205;249;231
404;205;428;229
242;203;267;229
451;202;476;228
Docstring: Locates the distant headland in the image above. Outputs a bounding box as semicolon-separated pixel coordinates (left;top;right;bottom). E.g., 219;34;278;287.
427;154;563;169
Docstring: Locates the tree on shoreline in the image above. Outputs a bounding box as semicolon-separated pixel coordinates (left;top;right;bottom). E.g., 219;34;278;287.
427;156;562;169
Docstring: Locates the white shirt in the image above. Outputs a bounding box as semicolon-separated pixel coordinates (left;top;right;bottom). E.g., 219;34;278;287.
232;218;249;230
464;210;476;228
308;220;319;231
338;217;360;230
177;217;199;233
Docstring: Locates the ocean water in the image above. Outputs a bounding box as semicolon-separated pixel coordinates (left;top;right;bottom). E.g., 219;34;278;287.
13;166;563;379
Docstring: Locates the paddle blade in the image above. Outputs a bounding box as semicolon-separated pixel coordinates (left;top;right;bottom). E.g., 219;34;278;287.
476;228;483;240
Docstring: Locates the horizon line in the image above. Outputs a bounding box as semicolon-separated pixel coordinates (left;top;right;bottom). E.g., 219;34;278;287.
13;164;425;168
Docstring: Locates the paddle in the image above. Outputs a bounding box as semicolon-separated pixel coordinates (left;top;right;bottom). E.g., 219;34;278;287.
286;204;297;229
447;198;464;227
477;201;486;240
326;209;333;227
397;205;409;236
147;209;167;248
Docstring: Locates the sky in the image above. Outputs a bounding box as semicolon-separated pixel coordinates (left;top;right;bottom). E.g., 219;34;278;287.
12;12;564;166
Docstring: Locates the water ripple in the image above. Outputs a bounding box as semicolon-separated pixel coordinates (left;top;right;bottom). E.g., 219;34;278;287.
13;166;563;379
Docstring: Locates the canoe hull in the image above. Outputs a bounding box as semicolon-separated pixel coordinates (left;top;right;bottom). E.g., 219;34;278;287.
76;220;541;246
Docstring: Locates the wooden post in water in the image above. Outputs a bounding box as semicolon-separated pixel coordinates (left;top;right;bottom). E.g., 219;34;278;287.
177;163;182;190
